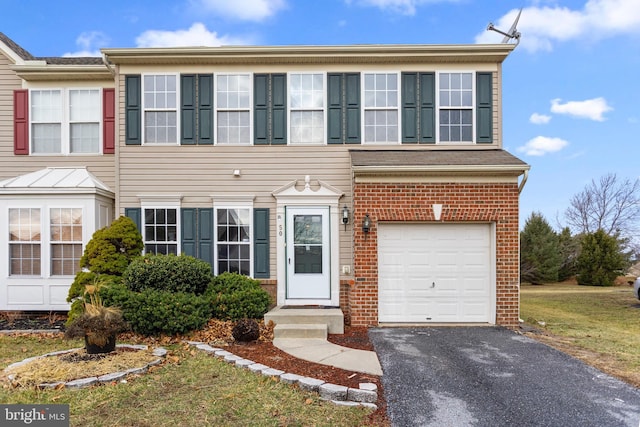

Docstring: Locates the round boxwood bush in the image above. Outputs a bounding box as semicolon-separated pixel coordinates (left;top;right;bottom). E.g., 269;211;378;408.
124;253;212;295
207;272;271;320
101;283;211;336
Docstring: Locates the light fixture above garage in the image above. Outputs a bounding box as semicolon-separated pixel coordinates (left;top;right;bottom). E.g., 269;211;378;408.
362;214;371;233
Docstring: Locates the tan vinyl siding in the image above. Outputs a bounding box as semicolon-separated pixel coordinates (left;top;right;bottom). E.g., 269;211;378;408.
118;145;354;277
0;55;116;189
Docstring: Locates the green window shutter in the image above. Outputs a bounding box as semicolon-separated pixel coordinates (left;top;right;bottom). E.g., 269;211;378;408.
476;72;493;144
125;75;141;145
198;74;214;145
401;73;418;144
197;208;213;266
271;74;287;145
253;208;270;279
327;73;343;144
419;72;435;144
254;74;269;145
181;208;197;257
124;208;142;233
344;73;361;144
181;75;196;145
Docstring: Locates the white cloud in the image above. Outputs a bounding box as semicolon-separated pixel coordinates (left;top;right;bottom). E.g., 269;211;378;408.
63;31;109;57
530;113;551;124
345;0;460;16
136;23;252;48
475;0;640;52
518;136;569;156
194;0;287;21
550;97;613;121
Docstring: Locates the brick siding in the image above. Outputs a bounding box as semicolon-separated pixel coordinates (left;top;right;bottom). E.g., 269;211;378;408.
349;182;521;328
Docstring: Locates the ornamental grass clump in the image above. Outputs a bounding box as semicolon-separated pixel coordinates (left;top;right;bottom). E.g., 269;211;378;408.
65;279;129;353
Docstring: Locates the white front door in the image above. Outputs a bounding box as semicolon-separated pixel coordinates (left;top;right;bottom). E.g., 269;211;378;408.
286;207;331;300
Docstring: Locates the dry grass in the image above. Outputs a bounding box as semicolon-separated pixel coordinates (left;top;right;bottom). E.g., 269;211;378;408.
4;347;160;387
521;281;640;388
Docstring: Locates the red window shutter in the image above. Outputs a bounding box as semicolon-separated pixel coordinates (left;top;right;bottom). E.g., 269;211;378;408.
102;88;115;154
13;89;29;155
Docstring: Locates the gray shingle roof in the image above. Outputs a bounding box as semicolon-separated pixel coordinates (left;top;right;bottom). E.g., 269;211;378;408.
350;149;528;168
0;32;35;60
0;32;103;65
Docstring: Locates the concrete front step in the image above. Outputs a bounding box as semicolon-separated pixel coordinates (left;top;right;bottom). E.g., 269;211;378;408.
274;323;328;339
264;306;344;334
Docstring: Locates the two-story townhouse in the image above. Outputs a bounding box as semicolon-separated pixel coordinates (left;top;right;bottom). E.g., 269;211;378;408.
0;33;529;328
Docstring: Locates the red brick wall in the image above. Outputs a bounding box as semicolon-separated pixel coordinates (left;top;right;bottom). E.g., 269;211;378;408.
349;182;521;328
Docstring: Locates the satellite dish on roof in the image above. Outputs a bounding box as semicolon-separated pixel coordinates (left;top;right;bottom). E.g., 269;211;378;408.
487;8;522;44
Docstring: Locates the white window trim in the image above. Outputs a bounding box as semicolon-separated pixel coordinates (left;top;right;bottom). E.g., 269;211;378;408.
139;196;182;255
361;71;401;145
212;195;255;277
29;88;103;156
49;207;83;277
214;72;253;146
436;70;476;144
6;204;85;278
141;73;180;146
287;72;327;145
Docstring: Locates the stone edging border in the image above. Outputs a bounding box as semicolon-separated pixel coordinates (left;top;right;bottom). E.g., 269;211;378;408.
185;340;378;410
4;344;167;389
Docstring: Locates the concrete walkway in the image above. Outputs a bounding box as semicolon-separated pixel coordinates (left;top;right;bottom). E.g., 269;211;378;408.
273;337;383;376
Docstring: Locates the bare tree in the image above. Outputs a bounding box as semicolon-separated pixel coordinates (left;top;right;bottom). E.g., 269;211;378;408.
564;173;640;238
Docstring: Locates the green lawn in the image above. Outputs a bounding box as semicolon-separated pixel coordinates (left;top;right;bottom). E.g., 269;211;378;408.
521;282;640;386
0;335;375;427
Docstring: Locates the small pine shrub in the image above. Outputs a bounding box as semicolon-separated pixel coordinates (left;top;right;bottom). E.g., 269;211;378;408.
101;283;211;336
207;272;271;320
232;318;260;342
123;253;212;294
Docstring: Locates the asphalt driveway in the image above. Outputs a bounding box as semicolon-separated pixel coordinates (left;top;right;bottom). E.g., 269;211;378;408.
369;327;640;427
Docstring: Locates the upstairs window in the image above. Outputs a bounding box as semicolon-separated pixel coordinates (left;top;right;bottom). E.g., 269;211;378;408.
216;74;251;144
143;75;178;144
438;72;473;142
363;73;399;143
30;89;100;154
289;73;324;144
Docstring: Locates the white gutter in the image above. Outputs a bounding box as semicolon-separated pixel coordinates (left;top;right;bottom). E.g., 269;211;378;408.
518;169;529;194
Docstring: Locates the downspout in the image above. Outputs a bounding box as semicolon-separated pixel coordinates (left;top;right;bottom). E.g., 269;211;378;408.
101;53;115;77
102;52;119;218
518;169;529;194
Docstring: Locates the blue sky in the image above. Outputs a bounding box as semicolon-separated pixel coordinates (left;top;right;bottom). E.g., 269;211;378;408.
2;0;639;230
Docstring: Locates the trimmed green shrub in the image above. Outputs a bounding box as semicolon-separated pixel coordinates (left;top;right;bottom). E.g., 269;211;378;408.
207;272;271;320
80;216;143;276
123;253;212;295
101;283;211;336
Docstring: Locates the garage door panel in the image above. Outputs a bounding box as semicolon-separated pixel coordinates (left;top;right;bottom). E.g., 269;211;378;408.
378;223;493;323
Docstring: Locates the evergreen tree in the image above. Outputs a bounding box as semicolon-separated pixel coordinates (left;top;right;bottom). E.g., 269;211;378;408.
557;227;579;281
576;229;626;286
520;212;561;284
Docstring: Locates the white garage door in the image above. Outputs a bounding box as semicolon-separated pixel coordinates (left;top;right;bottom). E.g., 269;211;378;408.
378;223;493;323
